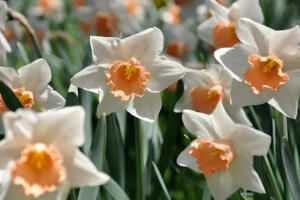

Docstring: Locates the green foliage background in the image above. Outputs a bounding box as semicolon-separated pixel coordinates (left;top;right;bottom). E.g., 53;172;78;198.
2;0;300;199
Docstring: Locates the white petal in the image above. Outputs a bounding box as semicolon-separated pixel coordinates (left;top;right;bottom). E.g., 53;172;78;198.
222;100;252;126
35;86;65;110
197;17;217;46
230;124;271;156
2;110;36;141
33;106;85;146
233;155;266;193
210;103;235;139
214;44;257;81
183;69;213;89
0;67;17;87
206;0;229;22
176;144;200;173
71;65;107;94
0;175;28;200
207;170;239;200
0;140;24;168
230;79;273;107
182;110;218;139
127;91;162;123
228;0;264;23
145;56;185;92
236;18;272;55
90;36;121;65
64;148;109;187
268;69;300;119
268;26;300;66
120;27;163;65
174;91;193;113
0;1;7;30
16;59;51;94
96;88;130;117
0;32;11;52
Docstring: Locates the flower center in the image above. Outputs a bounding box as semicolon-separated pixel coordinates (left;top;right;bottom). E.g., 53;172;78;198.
106;57;150;101
126;0;141;16
189;84;224;114
0;87;35;114
38;0;57;13
166;41;187;59
244;54;289;94
10;143;66;198
174;0;192;6
189;138;236;178
94;12;118;37
212;21;240;50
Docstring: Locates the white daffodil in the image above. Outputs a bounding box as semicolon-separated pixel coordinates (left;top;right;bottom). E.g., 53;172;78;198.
71;27;185;122
29;0;64;21
175;64;251;125
0;1;11;65
198;0;263;50
163;24;198;61
0;59;65;114
0;107;109;199
177;103;271;200
215;18;300;119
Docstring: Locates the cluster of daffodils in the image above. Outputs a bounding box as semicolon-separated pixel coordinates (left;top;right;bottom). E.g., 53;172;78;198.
0;0;300;199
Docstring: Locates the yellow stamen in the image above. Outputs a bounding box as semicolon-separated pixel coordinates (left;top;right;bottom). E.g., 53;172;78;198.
124;65;136;80
206;90;219;99
262;59;279;72
28;144;49;170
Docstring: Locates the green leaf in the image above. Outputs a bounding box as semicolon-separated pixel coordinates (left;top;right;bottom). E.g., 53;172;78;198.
103;179;130;200
16;42;29;64
78;114;107;200
281;138;300;199
152;161;171;200
106;113;125;188
65;84;79;107
0;81;24;111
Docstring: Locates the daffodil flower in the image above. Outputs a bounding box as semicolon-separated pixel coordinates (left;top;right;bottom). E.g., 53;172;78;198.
0;59;65;115
30;0;64;21
175;64;251;125
177;103;271;200
0;107;109;199
215;18;300;118
163;24;198;61
198;0;263;50
71;27;185;122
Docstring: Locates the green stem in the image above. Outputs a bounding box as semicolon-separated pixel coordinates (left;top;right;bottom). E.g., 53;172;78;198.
249;106;283;200
7;8;43;58
134;118;145;200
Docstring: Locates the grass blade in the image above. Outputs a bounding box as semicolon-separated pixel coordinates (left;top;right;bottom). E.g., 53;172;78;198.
106;113;125;188
152;161;171;200
103;179;130;200
78;114;107;200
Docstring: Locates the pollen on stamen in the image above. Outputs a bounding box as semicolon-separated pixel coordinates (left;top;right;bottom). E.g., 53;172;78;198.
124;65;136;80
